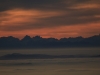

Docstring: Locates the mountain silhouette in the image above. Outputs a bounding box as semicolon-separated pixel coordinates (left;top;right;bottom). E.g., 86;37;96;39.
0;34;100;49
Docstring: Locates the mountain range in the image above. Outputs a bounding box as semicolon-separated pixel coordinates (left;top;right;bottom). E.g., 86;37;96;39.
0;34;100;49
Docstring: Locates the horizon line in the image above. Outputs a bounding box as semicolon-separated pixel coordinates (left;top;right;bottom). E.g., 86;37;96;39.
0;34;100;40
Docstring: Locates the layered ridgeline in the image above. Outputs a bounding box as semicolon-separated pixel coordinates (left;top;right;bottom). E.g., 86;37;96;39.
0;53;100;60
0;34;100;49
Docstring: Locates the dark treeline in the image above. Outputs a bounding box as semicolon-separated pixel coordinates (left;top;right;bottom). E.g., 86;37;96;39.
0;34;100;49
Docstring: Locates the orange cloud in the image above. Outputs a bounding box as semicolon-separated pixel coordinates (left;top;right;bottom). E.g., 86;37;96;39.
0;22;100;39
0;9;64;31
0;0;100;39
69;4;100;9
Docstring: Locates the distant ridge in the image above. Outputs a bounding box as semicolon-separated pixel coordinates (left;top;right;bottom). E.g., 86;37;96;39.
0;53;100;60
0;34;100;49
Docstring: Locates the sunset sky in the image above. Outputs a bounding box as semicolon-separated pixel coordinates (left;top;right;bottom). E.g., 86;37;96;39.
0;0;100;39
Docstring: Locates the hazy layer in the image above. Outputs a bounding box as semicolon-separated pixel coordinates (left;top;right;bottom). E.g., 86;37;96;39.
0;47;100;56
0;48;100;75
0;58;100;75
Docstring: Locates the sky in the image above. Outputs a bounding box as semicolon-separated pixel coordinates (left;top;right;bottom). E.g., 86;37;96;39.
0;0;100;39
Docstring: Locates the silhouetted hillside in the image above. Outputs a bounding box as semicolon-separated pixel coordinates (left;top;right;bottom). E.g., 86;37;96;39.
0;34;100;49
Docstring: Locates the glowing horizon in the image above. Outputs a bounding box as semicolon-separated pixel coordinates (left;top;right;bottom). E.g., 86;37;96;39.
0;0;100;39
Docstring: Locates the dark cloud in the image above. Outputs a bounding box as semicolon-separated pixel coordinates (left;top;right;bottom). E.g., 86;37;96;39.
0;0;99;11
0;0;65;11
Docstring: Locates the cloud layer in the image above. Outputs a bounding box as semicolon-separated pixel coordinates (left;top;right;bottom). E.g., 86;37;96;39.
0;0;100;38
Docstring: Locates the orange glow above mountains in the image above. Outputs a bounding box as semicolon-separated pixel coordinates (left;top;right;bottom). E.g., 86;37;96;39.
0;0;100;39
